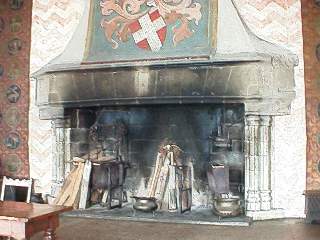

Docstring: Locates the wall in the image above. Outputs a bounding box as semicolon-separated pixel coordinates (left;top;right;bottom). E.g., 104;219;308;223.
235;0;306;218
301;0;320;190
0;0;32;179
29;0;83;192
29;0;306;218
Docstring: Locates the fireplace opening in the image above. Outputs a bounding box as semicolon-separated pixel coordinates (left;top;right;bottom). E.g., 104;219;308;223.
62;103;247;224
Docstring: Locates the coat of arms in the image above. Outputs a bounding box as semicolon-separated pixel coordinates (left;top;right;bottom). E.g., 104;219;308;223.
100;0;202;52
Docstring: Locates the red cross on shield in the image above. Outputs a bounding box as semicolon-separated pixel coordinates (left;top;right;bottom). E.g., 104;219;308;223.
129;8;167;52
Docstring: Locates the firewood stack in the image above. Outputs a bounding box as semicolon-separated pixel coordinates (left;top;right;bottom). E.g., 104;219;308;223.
53;148;116;209
146;144;192;212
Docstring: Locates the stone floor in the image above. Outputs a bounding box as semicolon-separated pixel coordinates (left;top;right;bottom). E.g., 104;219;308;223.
33;217;320;240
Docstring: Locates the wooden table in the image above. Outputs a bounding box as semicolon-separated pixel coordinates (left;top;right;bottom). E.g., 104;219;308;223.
0;201;72;240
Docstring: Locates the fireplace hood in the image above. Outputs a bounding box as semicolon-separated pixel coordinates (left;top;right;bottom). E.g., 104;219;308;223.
34;0;298;118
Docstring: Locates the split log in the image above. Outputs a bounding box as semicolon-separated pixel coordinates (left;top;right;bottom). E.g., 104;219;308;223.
64;162;85;206
101;190;109;204
54;166;79;205
79;160;92;209
54;161;85;208
168;153;177;211
155;152;171;209
147;152;163;198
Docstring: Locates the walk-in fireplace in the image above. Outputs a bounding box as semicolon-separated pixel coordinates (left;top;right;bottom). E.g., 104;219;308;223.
33;0;297;221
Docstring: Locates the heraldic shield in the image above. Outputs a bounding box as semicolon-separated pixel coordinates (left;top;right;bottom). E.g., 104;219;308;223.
129;8;167;52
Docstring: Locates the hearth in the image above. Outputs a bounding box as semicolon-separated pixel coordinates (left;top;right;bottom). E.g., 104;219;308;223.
60;105;245;213
33;0;298;221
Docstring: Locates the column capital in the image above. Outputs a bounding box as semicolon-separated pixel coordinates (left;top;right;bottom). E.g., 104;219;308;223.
51;118;67;128
245;115;272;127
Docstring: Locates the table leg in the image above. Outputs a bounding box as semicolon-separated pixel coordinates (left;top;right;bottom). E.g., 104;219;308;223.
43;228;56;240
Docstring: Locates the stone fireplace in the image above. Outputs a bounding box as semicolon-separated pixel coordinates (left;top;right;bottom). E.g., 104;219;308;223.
33;0;297;221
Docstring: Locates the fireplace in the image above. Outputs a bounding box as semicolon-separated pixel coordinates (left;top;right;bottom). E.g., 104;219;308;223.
69;104;245;208
33;0;297;221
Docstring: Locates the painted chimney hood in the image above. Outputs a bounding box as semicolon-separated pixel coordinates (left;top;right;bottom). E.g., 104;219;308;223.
34;0;297;118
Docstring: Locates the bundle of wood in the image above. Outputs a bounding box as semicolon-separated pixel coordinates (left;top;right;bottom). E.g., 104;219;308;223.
53;147;119;209
53;158;92;209
146;144;188;211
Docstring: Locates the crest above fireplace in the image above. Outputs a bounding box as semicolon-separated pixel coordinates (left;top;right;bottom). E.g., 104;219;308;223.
34;0;297;70
33;0;297;117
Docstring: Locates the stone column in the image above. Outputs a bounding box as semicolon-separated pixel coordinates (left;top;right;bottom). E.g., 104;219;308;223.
51;118;68;196
245;115;273;217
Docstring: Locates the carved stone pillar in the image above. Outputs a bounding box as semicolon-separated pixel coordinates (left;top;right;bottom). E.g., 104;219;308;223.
51;118;68;196
245;115;273;217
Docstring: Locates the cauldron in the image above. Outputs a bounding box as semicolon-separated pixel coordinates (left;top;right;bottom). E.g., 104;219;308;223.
212;196;241;217
131;196;158;213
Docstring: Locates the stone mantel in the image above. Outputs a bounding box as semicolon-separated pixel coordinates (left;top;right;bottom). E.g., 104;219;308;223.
36;58;295;120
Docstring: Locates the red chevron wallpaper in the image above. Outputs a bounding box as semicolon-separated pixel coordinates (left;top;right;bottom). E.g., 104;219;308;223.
0;0;31;178
302;0;320;190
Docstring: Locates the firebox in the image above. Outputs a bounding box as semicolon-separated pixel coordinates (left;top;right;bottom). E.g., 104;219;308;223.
33;0;298;222
71;105;244;206
51;104;247;224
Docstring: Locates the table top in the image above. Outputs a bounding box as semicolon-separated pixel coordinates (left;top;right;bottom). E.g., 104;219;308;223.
0;201;72;222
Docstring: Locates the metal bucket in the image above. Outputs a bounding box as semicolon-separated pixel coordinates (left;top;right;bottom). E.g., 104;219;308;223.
131;196;158;212
212;196;241;217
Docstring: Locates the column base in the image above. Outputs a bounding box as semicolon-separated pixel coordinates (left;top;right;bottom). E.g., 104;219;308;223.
246;209;285;220
260;190;272;210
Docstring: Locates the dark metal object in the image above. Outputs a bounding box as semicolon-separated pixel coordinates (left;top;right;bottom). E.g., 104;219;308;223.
131;196;158;213
30;193;45;204
207;165;230;195
176;165;192;214
209;116;245;194
89;111;128;160
304;190;320;224
207;164;241;218
91;160;125;209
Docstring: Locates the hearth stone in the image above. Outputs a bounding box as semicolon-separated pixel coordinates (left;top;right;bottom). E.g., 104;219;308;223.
64;203;252;227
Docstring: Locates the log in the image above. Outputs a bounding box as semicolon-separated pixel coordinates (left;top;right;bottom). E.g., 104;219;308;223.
54;166;78;205
64;162;85;206
147;152;163;197
54;162;85;208
155;152;171;209
168;153;177;211
101;190;109;204
78;160;92;209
